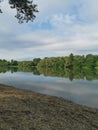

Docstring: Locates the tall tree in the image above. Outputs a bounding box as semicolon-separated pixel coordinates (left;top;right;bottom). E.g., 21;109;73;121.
0;0;38;23
66;53;74;68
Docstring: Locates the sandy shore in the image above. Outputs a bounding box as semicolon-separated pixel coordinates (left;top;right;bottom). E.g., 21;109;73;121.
0;84;98;130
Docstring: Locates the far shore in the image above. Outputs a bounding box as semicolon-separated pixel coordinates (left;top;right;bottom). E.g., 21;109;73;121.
0;84;98;130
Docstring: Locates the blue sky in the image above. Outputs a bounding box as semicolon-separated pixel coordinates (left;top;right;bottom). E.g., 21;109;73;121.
0;0;98;60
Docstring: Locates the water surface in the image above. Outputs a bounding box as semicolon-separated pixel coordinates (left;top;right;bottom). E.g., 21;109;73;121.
0;70;98;108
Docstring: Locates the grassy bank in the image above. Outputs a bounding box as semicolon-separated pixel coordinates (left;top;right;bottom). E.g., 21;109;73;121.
0;84;98;130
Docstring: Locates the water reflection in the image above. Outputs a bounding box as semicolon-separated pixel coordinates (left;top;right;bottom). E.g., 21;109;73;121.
0;67;98;108
0;66;98;81
38;67;98;81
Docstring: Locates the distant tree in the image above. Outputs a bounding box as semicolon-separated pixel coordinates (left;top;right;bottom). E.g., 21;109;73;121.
10;59;18;66
0;0;38;23
96;61;98;68
32;58;41;66
84;54;95;68
0;59;9;66
73;55;85;69
69;53;74;61
18;61;33;67
66;53;74;68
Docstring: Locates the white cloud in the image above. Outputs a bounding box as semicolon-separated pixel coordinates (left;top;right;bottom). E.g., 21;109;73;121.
35;0;98;23
49;14;76;28
0;0;98;59
17;20;98;56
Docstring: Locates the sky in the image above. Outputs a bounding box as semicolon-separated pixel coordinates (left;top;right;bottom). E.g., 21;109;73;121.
0;0;98;60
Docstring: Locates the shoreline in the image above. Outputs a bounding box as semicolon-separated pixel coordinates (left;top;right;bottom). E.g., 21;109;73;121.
0;84;98;130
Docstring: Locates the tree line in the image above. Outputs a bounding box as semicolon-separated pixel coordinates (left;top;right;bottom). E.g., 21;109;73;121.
37;54;98;70
0;54;98;80
36;54;98;80
0;58;41;67
0;54;98;69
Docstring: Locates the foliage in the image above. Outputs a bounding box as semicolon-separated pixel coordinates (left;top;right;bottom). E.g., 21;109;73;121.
10;59;18;66
0;59;10;66
0;0;38;23
66;53;74;68
37;54;98;80
0;54;98;80
32;58;41;66
18;61;33;67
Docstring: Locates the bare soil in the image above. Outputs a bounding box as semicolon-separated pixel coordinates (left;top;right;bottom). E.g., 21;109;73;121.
0;84;98;130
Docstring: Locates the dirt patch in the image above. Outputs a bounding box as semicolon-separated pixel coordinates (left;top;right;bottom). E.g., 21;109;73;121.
0;84;98;130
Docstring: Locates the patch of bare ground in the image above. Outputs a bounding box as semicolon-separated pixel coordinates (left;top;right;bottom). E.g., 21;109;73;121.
0;84;98;130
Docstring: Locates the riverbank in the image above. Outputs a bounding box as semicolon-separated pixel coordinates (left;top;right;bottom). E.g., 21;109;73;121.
0;84;98;130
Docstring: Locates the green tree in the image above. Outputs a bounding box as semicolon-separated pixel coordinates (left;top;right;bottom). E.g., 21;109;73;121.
66;53;74;68
0;59;9;66
73;55;85;69
0;0;38;23
84;54;96;69
32;58;41;66
96;61;98;68
10;59;18;66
